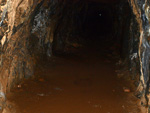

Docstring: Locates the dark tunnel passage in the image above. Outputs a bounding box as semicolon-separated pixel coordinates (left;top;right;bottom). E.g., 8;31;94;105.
83;3;113;38
8;2;140;113
0;0;149;113
51;1;131;59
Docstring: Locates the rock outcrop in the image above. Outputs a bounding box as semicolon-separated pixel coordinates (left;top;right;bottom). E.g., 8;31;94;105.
0;0;89;111
129;0;150;112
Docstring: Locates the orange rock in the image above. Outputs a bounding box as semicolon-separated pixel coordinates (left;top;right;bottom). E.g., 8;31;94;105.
123;87;130;93
38;78;44;82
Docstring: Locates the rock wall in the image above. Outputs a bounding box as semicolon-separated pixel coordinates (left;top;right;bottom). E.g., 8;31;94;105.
129;0;150;112
0;0;88;111
0;0;58;111
52;1;88;54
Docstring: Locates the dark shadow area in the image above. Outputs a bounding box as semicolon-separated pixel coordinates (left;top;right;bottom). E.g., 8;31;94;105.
78;2;116;55
51;1;131;58
77;1;131;58
83;3;113;39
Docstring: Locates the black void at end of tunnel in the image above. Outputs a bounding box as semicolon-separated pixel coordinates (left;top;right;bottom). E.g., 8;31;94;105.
81;1;133;59
82;2;113;40
51;1;132;59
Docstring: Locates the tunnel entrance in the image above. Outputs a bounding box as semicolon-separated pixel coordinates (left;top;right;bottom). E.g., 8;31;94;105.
0;0;144;112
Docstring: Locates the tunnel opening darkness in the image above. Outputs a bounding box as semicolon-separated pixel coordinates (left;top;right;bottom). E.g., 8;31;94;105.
83;3;113;40
51;1;131;59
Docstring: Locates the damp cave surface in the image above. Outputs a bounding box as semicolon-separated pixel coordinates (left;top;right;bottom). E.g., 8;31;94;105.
7;1;140;113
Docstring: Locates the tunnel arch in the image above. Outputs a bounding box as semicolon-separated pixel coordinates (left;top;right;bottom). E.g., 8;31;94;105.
0;0;149;112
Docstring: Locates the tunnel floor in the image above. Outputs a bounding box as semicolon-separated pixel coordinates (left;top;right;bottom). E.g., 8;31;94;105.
6;41;140;113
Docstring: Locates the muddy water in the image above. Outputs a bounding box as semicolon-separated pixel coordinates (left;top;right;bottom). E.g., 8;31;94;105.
7;47;140;113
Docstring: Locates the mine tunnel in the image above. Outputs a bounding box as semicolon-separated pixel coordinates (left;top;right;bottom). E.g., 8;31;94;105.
0;0;150;113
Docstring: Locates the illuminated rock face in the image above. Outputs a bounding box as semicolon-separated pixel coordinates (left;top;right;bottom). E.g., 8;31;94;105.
129;0;150;111
0;0;150;112
0;0;109;95
0;0;38;91
0;0;52;110
0;0;87;110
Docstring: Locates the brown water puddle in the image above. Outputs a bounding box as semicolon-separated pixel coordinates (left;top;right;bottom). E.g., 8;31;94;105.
7;47;140;113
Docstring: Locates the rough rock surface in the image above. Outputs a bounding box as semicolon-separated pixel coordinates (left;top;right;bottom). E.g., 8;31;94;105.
0;0;89;111
0;0;52;111
128;0;150;112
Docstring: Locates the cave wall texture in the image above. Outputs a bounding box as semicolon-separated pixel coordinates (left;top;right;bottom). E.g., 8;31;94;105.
0;0;89;111
129;0;150;111
0;0;150;112
0;0;84;91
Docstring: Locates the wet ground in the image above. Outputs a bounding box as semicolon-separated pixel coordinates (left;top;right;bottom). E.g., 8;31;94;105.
7;43;140;113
